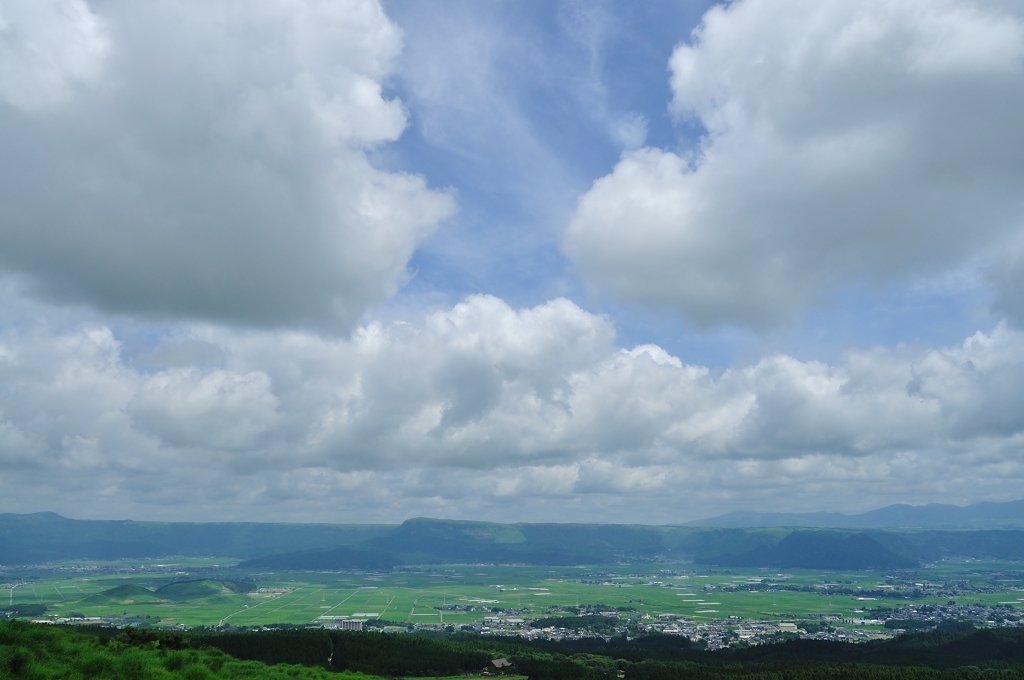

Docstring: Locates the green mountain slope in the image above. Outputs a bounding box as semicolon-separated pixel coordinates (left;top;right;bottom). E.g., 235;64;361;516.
240;519;1024;570
704;529;918;569
0;512;394;564
4;511;1024;570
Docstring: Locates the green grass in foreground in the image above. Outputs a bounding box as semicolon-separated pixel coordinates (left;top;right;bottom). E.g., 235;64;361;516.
403;677;527;680
0;620;381;680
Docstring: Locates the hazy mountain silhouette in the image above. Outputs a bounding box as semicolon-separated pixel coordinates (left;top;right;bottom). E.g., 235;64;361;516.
686;499;1024;529
4;504;1024;570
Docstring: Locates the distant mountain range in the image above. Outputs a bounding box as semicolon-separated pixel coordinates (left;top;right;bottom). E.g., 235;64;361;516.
240;518;1024;571
0;511;392;565
686;499;1024;529
3;501;1024;571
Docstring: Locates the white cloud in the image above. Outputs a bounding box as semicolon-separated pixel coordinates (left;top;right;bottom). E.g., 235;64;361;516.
127;369;279;450
1;293;1023;521
0;0;454;331
565;0;1024;327
0;0;109;110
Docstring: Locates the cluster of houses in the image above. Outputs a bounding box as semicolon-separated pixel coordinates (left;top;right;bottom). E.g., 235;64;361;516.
444;611;899;649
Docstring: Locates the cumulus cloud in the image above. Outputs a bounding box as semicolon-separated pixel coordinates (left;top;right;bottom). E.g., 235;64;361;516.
1;293;1023;522
0;0;454;330
127;369;279;450
565;0;1024;327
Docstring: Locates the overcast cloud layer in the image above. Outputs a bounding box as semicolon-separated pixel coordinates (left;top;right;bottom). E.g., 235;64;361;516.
1;0;1023;522
567;0;1024;328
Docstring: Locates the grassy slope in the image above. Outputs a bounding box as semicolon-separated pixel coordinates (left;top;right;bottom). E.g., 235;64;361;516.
0;620;381;680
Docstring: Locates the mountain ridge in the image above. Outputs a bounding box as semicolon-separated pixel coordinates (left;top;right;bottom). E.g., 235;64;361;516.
0;511;394;564
3;502;1024;569
241;520;1024;571
685;499;1024;529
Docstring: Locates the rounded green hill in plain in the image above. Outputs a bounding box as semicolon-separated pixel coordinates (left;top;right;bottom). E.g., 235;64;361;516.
77;583;164;606
155;579;255;601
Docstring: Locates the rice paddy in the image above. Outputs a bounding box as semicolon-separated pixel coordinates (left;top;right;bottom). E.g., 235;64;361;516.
5;558;1022;628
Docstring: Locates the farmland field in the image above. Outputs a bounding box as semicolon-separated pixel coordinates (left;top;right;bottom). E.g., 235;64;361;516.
5;558;1023;629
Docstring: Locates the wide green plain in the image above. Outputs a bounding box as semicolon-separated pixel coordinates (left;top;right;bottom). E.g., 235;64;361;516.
5;558;1022;628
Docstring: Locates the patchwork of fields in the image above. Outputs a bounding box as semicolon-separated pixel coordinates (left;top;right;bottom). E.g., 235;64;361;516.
5;559;1023;629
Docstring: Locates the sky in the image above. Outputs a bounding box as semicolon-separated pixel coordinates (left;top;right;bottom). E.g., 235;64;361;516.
1;0;1024;524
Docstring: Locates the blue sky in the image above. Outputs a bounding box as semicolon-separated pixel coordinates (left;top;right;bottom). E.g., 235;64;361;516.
380;0;998;368
0;0;1023;523
381;1;705;300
